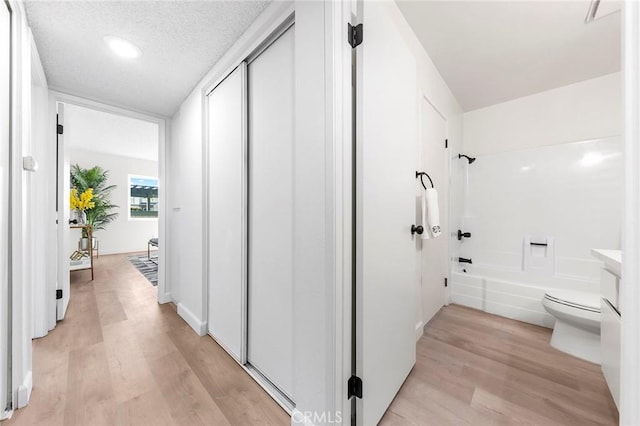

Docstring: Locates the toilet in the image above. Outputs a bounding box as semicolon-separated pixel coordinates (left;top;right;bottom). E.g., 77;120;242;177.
542;289;601;364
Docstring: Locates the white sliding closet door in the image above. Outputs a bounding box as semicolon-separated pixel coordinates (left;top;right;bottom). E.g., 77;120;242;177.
0;0;10;413
248;26;294;399
207;63;247;362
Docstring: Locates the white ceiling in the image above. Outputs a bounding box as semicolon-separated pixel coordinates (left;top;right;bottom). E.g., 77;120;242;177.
396;1;621;112
25;1;271;117
65;104;159;162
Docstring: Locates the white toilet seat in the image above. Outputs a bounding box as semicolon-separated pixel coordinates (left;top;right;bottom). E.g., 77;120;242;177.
544;289;600;313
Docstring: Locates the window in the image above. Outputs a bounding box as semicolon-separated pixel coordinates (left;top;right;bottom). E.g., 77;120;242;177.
128;175;158;219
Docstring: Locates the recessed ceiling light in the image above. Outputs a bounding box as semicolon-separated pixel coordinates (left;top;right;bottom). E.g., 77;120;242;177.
103;35;141;59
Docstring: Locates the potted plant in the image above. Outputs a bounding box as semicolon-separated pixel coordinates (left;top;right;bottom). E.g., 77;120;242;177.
70;165;119;251
70;187;95;250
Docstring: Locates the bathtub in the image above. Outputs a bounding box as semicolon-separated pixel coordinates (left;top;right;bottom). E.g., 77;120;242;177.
449;264;600;329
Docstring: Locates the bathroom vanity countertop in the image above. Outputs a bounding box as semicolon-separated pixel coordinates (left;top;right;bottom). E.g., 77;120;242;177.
591;249;622;277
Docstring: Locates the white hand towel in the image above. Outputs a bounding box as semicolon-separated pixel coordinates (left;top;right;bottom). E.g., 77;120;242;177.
421;188;441;240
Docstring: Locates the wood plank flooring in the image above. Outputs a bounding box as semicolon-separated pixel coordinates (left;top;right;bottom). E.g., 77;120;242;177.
381;305;619;426
6;253;618;425
6;253;289;426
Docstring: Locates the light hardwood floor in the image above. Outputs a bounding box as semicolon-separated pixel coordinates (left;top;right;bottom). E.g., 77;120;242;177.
6;253;290;426
381;305;619;425
7;254;618;425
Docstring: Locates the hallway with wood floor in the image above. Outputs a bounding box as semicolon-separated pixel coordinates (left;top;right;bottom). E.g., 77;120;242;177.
6;254;619;425
6;254;289;426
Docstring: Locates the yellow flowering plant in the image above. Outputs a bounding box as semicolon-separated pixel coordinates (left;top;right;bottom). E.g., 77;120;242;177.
70;188;96;211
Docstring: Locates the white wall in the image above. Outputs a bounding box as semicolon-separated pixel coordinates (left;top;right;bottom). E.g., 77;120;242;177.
383;1;464;331
68;148;158;255
30;31;55;339
463;72;622;156
6;0;42;413
169;88;205;333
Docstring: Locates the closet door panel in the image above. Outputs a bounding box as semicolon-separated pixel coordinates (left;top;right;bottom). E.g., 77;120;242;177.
207;63;247;362
248;27;294;398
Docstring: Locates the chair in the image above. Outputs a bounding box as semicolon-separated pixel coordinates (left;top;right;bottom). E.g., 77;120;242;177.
148;237;158;264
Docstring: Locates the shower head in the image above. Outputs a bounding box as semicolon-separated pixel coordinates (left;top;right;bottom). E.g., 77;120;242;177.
458;154;476;164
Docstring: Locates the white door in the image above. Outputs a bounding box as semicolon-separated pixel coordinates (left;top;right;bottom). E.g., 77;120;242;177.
207;63;247;362
420;99;448;324
0;0;10;412
356;2;418;425
247;26;294;399
56;104;70;320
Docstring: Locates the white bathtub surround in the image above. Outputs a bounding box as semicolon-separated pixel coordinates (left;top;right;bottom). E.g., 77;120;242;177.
450;137;622;328
523;236;555;276
421;188;441;239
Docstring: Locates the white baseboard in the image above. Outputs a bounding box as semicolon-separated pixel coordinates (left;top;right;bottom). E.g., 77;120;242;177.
157;291;172;304
415;320;424;342
16;370;32;409
177;303;207;336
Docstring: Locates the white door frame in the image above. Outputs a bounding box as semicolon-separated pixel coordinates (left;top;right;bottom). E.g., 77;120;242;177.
29;31;54;337
416;93;449;334
622;2;640;425
47;90;171;328
1;0;13;417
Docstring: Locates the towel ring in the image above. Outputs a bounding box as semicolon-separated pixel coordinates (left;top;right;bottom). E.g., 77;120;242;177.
415;171;434;190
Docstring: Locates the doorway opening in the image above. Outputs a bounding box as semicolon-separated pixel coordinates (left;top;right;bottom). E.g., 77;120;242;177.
48;97;166;328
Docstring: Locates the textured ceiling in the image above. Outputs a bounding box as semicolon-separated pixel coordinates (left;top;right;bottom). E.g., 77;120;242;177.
396;1;621;112
25;1;271;117
65;104;159;161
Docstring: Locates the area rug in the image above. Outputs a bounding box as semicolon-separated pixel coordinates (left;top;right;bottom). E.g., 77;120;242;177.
127;255;158;286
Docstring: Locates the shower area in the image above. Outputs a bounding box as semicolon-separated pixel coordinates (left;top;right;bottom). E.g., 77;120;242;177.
449;136;623;327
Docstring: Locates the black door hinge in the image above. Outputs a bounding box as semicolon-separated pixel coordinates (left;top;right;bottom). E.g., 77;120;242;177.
348;23;363;48
348;375;363;399
444;277;448;287
56;289;63;300
57;124;63;135
445;139;448;149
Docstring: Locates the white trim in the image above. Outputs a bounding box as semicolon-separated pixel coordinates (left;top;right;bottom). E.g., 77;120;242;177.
199;3;294;97
48;90;170;307
177;302;207;336
48;90;170;123
331;1;354;424
415;321;424;342
15;370;31;408
29;28;52;338
48;85;169;121
622;2;640;424
243;364;294;414
157;291;172;305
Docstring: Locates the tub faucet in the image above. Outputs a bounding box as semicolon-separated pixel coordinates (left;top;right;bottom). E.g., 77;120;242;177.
457;230;471;241
458;257;473;264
